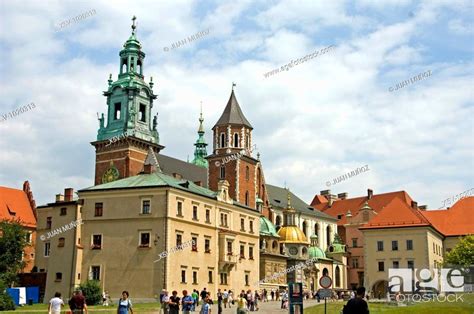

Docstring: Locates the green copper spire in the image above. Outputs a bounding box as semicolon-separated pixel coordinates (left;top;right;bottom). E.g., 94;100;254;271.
97;16;160;145
191;103;208;168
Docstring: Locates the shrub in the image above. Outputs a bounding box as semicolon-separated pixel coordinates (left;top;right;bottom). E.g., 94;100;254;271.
0;280;15;311
78;280;102;305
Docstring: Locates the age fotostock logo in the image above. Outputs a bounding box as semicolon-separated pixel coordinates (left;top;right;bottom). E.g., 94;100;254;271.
388;268;466;293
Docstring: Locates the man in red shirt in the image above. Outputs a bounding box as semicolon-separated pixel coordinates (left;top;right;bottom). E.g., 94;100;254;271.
69;290;88;314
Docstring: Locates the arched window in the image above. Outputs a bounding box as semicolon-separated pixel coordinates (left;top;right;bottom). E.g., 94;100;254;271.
220;166;225;179
272;241;277;250
363;211;369;221
234;133;239;147
323;268;329;276
275;215;282;227
245;191;249;206
315;223;319;237
335;266;341;287
302;247;307;256
220;133;225;148
246;136;250;148
245;166;250;181
326;226;331;246
302;221;307;236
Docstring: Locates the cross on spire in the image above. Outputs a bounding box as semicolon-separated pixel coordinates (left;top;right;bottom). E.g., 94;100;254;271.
232;82;236;91
131;16;137;35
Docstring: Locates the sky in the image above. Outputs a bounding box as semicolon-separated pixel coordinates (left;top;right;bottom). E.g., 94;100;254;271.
0;0;473;210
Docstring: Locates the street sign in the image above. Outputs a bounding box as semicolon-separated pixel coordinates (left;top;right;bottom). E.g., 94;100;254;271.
318;289;332;298
319;275;332;288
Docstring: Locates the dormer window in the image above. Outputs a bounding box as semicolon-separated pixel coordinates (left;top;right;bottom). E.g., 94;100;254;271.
234;133;239;147
114;103;121;120
220;133;225;148
139;104;146;122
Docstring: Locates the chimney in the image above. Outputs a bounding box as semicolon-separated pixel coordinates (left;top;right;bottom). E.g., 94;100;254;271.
64;188;74;202
194;181;202;186
143;163;154;174
337;192;348;200
411;201;418;209
56;194;64;202
418;205;427;211
367;189;373;200
320;190;331;196
173;173;182;179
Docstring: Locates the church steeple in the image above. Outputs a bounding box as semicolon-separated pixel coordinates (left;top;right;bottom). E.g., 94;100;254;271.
92;17;164;185
191;103;208;168
283;189;297;226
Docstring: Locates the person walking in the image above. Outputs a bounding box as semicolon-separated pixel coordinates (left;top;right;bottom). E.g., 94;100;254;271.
182;290;194;314
69;290;88;314
343;287;369;314
200;288;208;305
216;289;223;314
236;293;247;314
168;291;180;314
262;289;267;303
48;292;64;314
191;289;199;311
199;294;212;314
254;290;259;311
228;290;233;307
270;290;274;301
275;290;279;302
223;289;228;308
117;291;133;314
161;290;170;314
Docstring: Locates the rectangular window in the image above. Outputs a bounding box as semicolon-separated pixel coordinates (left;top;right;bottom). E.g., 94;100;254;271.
377;241;384;251
46;217;52;229
139;232;150;247
181;270;186;283
205;209;210;223
114;103;121;120
352;258;359;268
177;201;183;216
220;166;225;179
240;218;245;231
176;234;182;247
378;261;384;272
192;237;198;251
249;220;254;233
92;234;102;249
227;241;232;255
408;260;414;269
95;203;103;217
220;273;228;285
193;271;198;284
25;233;31;243
249;246;254;259
55;272;62;281
406;240;413;250
240;244;245;259
91;266;100;280
142;200;151;214
393;261;399;269
208;270;213;283
352;238;358;248
139;103;146;122
193;206;198;220
44;242;51;257
245;273;249;286
392;240;398;251
220;213;228;227
58;237;65;247
205;239;211;253
60;207;67;216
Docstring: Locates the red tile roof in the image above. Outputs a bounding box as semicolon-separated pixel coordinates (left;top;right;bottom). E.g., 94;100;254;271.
421;197;474;236
0;186;37;228
311;190;414;225
360;198;432;230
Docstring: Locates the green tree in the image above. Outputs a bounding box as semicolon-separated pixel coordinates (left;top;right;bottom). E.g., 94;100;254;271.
444;235;474;267
79;280;102;305
0;219;29;286
0;280;15;310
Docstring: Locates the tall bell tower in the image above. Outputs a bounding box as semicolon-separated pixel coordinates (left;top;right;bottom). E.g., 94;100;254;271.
207;85;268;210
92;16;164;185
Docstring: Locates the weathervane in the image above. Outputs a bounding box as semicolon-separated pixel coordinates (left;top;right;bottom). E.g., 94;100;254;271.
131;16;137;35
232;82;236;91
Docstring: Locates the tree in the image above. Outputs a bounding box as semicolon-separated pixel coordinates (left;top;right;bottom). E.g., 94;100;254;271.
79;280;102;305
0;219;29;286
444;235;474;267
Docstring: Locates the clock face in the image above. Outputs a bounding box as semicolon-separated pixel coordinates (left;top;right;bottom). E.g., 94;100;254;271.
289;246;298;255
102;166;119;184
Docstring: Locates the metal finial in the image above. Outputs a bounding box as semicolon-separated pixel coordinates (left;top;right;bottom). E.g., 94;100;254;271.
232;82;236;91
131;16;137;34
199;101;203;120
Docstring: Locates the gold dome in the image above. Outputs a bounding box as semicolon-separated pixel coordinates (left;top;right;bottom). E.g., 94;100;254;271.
277;226;308;244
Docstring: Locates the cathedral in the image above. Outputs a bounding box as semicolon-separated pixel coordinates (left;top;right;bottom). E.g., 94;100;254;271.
33;18;347;301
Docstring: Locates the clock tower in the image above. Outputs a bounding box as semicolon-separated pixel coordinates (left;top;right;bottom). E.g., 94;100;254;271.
92;17;164;185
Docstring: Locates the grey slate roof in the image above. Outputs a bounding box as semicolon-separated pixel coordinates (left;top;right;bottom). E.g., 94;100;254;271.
266;184;338;221
157;154;208;188
213;90;253;129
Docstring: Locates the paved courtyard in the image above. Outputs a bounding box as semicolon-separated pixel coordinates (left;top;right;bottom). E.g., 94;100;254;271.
214;299;343;314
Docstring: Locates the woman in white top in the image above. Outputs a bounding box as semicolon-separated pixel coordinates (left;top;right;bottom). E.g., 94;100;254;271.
48;292;64;314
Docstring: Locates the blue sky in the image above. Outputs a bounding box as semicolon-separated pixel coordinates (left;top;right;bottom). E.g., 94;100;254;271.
0;0;473;209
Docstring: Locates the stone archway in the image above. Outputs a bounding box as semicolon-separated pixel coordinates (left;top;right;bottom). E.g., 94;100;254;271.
372;280;388;299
